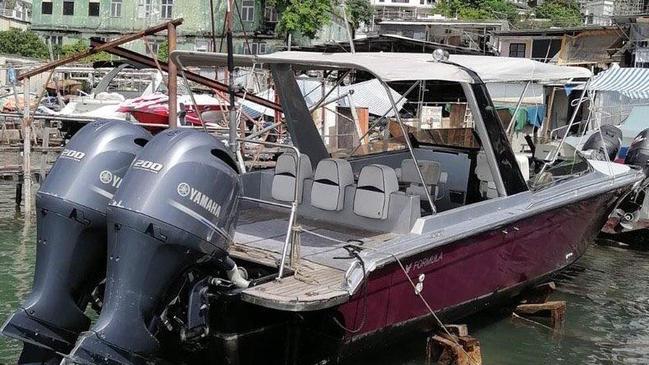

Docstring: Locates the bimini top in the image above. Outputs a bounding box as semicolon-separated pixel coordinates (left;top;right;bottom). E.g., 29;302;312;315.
170;50;592;84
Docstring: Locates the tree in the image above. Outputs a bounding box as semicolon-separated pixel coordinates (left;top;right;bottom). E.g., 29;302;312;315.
157;40;169;62
57;39;111;62
534;0;582;27
269;0;334;39
0;29;48;59
435;0;519;23
345;0;373;30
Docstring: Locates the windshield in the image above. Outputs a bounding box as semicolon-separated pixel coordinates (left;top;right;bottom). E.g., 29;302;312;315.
529;143;592;191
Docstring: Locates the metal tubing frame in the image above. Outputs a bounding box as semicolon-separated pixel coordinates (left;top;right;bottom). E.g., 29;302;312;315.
308;70;352;113
176;59;209;133
505;80;530;136
535;80;591;182
380;80;436;213
349;80;421;157
236;138;301;279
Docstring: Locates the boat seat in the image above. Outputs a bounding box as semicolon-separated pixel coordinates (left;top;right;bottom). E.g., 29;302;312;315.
476;151;498;199
271;153;313;203
400;159;442;202
353;164;399;220
311;158;354;211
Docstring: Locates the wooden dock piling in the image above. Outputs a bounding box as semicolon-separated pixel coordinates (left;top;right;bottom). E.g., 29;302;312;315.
22;77;31;213
513;282;566;330
425;325;482;365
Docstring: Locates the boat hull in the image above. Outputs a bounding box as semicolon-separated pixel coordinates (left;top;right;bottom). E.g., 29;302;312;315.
198;187;627;365
336;187;622;344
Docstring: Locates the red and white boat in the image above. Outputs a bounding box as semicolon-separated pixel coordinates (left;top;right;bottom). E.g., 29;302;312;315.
118;92;228;127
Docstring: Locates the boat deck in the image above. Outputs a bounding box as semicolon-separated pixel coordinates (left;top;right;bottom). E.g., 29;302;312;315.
231;206;395;311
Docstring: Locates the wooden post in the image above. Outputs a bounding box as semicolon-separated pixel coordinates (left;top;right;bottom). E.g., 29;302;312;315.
22;77;31;213
40;126;49;183
167;22;178;128
425;327;482;365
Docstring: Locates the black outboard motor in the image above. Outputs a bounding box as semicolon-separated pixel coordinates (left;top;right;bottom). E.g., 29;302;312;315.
67;129;245;365
583;124;622;161
1;120;152;364
625;128;649;174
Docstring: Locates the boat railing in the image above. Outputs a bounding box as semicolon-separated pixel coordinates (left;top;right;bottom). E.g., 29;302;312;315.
236;138;301;280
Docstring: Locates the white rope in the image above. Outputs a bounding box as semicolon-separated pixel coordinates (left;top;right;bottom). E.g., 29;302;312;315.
297;227;479;364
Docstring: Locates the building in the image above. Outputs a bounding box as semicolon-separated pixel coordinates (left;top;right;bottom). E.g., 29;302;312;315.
613;13;649;67
0;0;31;30
580;0;649;25
370;0;435;22
29;0;346;55
494;26;625;67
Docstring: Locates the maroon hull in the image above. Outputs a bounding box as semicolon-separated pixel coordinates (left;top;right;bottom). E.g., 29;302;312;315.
338;189;622;340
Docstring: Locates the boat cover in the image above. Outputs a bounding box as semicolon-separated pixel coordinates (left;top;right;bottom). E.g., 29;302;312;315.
170;51;592;84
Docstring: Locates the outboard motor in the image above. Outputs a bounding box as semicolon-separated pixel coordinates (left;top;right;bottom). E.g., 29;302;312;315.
67;129;245;364
1;120;152;364
583;124;622;161
625;128;649;174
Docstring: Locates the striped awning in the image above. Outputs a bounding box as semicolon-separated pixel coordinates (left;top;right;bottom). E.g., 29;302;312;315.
589;66;649;99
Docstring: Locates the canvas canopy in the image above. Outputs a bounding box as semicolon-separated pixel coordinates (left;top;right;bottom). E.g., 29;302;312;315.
171;51;592;84
588;66;649;99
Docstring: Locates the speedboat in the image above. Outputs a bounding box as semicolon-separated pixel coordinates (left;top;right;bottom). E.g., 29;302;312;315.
2;51;643;365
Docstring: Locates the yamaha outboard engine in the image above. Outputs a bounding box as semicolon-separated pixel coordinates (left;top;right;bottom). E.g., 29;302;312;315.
625;128;649;174
1;120;152;364
583;124;622;161
67;129;245;364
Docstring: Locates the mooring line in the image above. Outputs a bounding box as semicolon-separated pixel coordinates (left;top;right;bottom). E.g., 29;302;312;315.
297;227;479;364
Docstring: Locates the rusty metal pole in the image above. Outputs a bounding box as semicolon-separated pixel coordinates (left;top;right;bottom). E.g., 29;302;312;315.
167;22;178;128
22;77;31;213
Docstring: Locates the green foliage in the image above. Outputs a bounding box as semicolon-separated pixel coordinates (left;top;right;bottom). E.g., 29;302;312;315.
269;0;334;39
157;40;169;62
345;0;373;30
0;29;48;59
56;39;111;62
435;0;519;23
534;0;582;27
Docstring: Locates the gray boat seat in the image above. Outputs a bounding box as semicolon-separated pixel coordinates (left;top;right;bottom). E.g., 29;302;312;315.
271;153;313;203
400;159;441;201
476;151;497;199
353;164;399;220
311;158;354;211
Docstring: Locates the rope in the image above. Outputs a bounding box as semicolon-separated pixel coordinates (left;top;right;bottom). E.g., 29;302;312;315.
297;227;479;364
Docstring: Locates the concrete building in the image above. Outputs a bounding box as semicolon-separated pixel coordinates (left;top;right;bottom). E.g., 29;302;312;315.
370;0;436;22
0;0;31;30
29;0;347;55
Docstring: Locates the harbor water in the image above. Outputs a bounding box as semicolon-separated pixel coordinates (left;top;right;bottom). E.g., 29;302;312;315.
1;182;649;364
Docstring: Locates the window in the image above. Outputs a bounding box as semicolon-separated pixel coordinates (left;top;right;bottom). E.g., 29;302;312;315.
110;0;122;17
62;1;74;15
47;35;63;46
509;43;526;58
244;41;266;55
15;2;23;19
241;0;254;22
89;1;100;16
41;1;52;14
138;0;153;18
161;0;173;19
264;5;277;22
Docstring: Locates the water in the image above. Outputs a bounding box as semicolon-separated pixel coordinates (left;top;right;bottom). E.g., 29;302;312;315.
1;183;649;364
